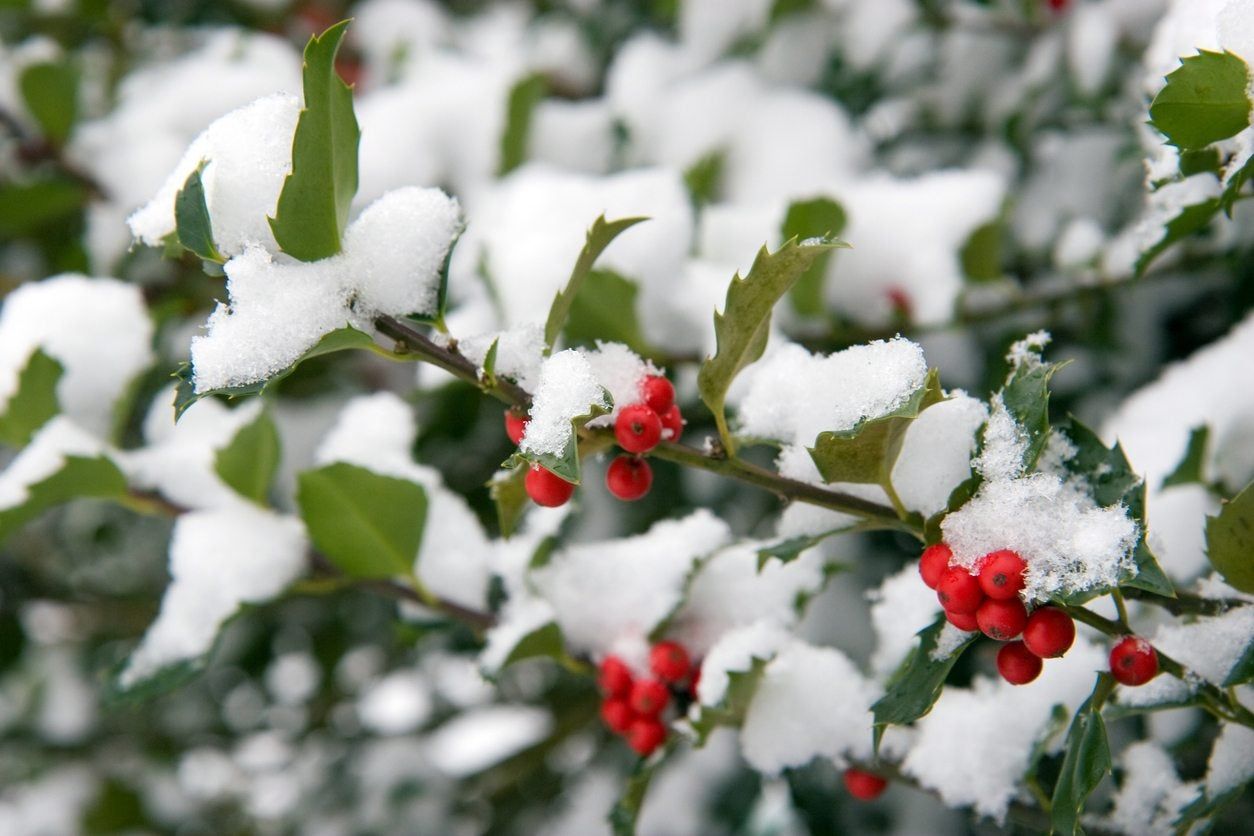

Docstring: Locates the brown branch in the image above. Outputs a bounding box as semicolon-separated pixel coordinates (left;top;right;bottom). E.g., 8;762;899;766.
373;315;910;531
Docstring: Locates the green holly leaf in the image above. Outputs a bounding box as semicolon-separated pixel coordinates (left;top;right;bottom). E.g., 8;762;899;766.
959;220;1003;281
564;270;651;355
699;236;846;452
755;526;852;571
268;21;360;261
0;349;62;447
174;326;378;420
499;73;546;175
683;149;725;207
781;197;845;316
0;179;86;237
609;737;679;835
1050;674;1114;836
999;358;1066;472
872;617;977;744
500;621;565;668
489;464;529;538
173;161;224;265
543;215;649;351
0;455;128;546
1205;480;1254;594
1161;425;1210;489
1150;51;1252;151
689;657;769;746
809;369;944;486
297;462;427;579
214;409;281;505
1056;418;1174;601
1134;196;1222;277
19;61;78;145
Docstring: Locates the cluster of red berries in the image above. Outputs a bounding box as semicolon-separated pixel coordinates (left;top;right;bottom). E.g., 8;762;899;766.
919;543;1158;687
597;640;697;757
506;374;685;508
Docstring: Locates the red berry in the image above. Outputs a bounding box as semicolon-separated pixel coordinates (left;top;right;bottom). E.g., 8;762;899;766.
937;567;984;614
997;641;1043;685
629;678;670;716
1022;607;1075;658
977;597;1028;641
600;698;635;734
919;543;952;589
606;455;653;501
886;287;913;322
525;465;575;507
641;375;675;414
615;404;663;454
626;717;667;756
978;550;1027;600
1110;636;1158;686
1046;0;1069;12
659;404;684;443
843;768;888;801
598;656;633;697
504;409;527;445
649;641;691;684
945;607;980;632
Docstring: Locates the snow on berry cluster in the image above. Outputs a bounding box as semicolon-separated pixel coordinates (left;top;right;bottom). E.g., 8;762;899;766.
502;344;684;507
941;335;1140;601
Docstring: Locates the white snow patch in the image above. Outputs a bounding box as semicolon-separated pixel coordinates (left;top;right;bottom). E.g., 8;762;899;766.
531;510;731;655
0;275;153;437
120;502;307;686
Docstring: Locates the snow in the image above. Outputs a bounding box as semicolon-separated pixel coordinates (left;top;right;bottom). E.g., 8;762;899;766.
740;640;879;774
357;670;432;735
1104;312;1254;581
1205;721;1254;797
667;541;830;657
581;342;659;424
942;341;1140;601
902;640;1107;821
127;93;302;257
119;501;308;687
479;598;556;674
462;163;693;337
678;0;773;64
120;388;263;511
518;350;608;459
822;171;1005;327
695;620;793;707
423;706;551;777
69;29;302;269
1106;742;1199;836
0;417;109;510
187;187;460;393
868;565;942;677
1149;606;1254;686
734;339;928;446
342;187;464;319
890;393;988;517
0;275;154;438
457;324;546;392
1068;2;1118;96
531;510;731;656
929;622;975;661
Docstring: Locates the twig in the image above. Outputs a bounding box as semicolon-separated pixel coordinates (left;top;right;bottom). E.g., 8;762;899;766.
374;315;911;532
